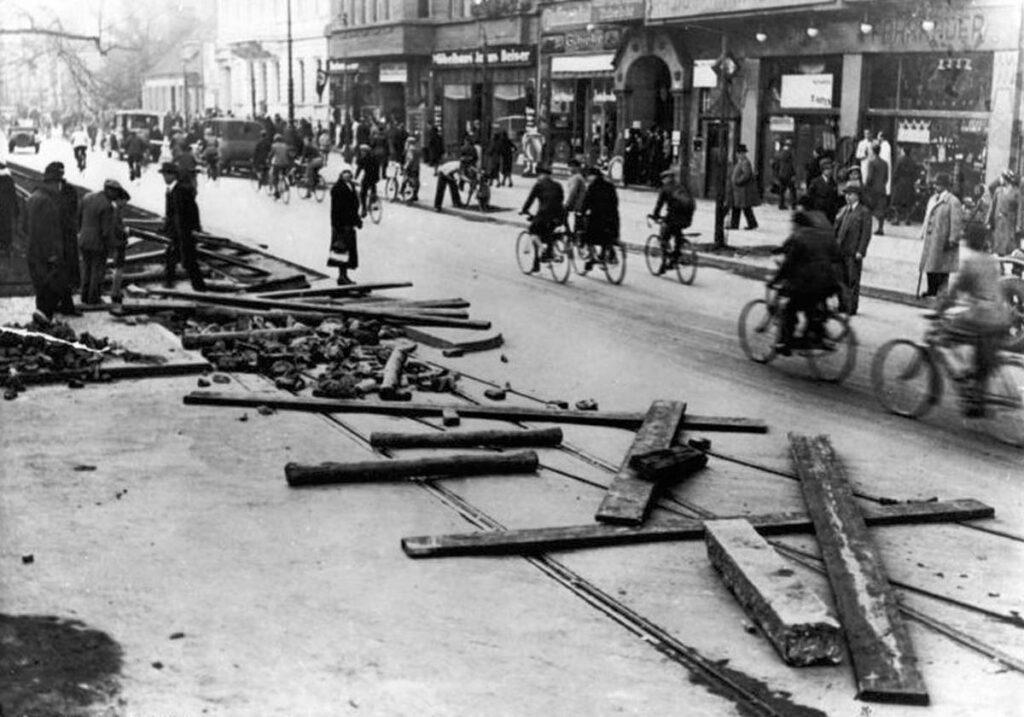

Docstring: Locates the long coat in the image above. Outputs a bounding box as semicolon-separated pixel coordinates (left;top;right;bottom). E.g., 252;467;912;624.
806;174;842;224
580;176;619;245
23;182;68;294
728;154;759;208
835;202;873;257
892;155;919;208
865;156;889;218
0;172;18;248
329;179;362;269
77;191;115;254
919;191;963;274
58;182;80;289
987;183;1020;256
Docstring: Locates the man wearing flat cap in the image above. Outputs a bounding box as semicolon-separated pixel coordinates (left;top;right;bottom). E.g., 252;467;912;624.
159;162;206;291
77;179;130;304
834;182;873;314
919;172;962;297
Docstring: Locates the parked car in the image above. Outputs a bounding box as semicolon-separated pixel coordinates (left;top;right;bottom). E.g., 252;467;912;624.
8;120;40;154
200;117;264;174
113;110;162;160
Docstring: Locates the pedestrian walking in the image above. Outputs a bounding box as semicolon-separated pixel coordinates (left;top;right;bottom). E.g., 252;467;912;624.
425;123;444;172
355;144;381;217
0;160;18;257
865;144;889;235
124;130;147;182
854;128;874;183
919;173;963;297
497;130;515;187
727;144;759;230
159;162;206;291
434;159;464;211
328;167;362;285
891;146;919;225
77;179;129;305
834;182;873;315
987;170;1021;256
403;137;421;202
771;140;796;210
23;163;70;322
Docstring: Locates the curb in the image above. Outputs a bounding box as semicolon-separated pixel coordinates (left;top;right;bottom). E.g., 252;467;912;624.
407;200;929;309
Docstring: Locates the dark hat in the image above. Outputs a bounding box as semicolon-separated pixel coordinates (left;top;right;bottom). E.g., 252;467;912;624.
536;163;552;174
103;178;130;201
736;144;749;153
43;162;64;181
840;181;863;195
934;172;952;189
158;162;179;176
819;157;834;169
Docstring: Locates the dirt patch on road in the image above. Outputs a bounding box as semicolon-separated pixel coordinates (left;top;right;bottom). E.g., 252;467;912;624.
0;613;124;716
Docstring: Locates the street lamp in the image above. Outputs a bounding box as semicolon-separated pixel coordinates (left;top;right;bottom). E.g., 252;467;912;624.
286;0;295;126
712;38;739;248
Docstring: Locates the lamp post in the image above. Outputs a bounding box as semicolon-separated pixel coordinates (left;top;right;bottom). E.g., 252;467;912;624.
712;35;738;249
286;0;295;126
472;0;492;141
180;41;201;124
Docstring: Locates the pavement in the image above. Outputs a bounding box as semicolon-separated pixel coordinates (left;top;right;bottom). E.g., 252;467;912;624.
3;139;1023;716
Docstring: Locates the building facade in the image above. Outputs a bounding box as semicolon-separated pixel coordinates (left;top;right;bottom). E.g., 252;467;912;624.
214;0;334;121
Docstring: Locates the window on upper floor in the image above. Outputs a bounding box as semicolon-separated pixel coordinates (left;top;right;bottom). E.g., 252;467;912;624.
417;0;428;18
371;0;377;21
383;0;390;21
298;59;306;102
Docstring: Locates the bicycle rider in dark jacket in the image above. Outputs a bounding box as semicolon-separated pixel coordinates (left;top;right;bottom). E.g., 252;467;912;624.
252;130;272;182
520;164;565;273
772;200;842;355
650;168;695;274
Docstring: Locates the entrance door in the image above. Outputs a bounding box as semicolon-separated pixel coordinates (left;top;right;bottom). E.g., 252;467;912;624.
626;56;673;132
703;120;733;198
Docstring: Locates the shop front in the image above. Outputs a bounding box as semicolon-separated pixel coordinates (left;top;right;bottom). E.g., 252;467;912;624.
431;45;535;152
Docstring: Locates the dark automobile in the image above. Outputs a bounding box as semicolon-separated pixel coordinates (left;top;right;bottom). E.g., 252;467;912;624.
8;120;40;154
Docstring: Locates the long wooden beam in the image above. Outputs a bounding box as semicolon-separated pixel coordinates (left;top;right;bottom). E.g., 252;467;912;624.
255;282;414;299
369;427;563;449
286;450;539;486
399;499;994;558
594;401;688;525
789;434;929;705
182;391;769;433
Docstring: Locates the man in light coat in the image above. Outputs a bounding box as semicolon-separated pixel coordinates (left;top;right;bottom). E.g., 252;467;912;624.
987;169;1021;256
919;173;963;297
834;183;874;314
727;144;759;230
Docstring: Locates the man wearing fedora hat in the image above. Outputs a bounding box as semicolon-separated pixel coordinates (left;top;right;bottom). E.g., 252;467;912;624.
834;182;873;314
727;144;759;230
22;162;70;322
159;162;206;291
805;158;842;224
78;179;130;305
919;172;962;297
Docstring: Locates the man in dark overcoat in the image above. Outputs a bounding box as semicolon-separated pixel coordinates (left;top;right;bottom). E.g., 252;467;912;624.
727;144;759;230
0;159;18;257
580;166;620;270
834;183;874;315
23;162;69;321
160;162;206;291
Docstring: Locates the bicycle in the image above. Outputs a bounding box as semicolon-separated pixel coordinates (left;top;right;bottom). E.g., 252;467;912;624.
644;216;698;285
366;186;383;224
871;313;1024;445
295;165;328;203
516;214;570;283
738;281;857;383
384;165;419;203
270;165;291;204
566;221;626;285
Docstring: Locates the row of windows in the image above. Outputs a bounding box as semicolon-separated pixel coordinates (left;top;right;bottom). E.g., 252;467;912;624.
218;0;330;27
227;57;326;107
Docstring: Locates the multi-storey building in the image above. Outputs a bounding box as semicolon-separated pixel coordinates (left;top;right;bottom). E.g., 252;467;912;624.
214;0;334;121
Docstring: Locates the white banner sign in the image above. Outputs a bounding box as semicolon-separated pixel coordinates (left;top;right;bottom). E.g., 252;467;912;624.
769;115;795;133
693;60;717;88
780;74;833;109
379;62;407;84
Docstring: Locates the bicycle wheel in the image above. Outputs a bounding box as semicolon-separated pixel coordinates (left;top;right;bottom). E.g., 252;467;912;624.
547;238;570;284
369;196;382;224
569;237;589;276
313;176;327;203
675;239;698;286
602;243;626;285
870;339;939;418
1000;277;1024;352
806;315;857;383
983;358;1024;446
278;175;291;204
738;299;779;364
400;178;417;203
515;231;536;275
385;177;399;202
644;234;664;276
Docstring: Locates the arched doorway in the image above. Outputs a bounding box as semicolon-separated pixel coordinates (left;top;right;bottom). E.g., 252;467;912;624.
626;56;673;131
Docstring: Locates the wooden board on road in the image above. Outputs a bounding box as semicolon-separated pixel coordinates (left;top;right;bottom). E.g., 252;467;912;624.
399;499;994;557
182;392;769;433
595;401;687;525
789;433;929;705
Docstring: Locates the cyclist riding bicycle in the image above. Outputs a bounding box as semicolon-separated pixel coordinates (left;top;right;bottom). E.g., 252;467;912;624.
402;136;421;202
771;198;842;355
520;164;565;274
298;136;324;189
649;168;696;274
934;225;1013;417
71;126;90;170
355;143;381;217
563;159;587;233
579;166;620;270
269;133;293;198
252;130;272;186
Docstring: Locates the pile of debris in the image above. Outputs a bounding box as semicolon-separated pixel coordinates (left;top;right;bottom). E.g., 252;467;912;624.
1;321;117;399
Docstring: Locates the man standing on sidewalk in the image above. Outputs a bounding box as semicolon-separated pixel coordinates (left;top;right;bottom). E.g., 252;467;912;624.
160;162;206;291
77;179;129;305
806;158;841;225
865;144;889;235
834;183;873;315
771;140;796;210
23;162;68;323
727;144;759;230
919;173;962;297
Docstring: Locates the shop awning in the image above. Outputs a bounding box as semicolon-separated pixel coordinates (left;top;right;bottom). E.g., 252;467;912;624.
551;53;615;77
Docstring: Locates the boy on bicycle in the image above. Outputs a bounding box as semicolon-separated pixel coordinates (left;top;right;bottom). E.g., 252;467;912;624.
771;199;841;355
269;133;293;198
520;164;565;274
649;168;695;274
935;226;1012;417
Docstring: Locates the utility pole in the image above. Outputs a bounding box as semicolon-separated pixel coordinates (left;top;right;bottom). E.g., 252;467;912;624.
286;0;295;126
713;34;737;249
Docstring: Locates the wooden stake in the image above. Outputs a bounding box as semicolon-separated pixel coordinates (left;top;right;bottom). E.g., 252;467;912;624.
789;434;929;705
379;344;414;400
285;450;539;486
370;427;562;449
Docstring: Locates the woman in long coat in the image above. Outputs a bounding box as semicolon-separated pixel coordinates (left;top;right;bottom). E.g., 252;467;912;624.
891;146;919;224
987;171;1021;256
328;168;363;285
919;173;963;297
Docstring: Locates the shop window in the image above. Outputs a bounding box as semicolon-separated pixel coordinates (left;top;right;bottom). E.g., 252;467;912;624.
762;55;843;114
867;53;992;112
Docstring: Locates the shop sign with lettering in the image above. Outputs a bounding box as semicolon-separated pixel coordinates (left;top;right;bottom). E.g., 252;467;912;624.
565;27;622;53
769;116;796;133
780;74;833;109
593;0;644;22
649;0;828;21
379;62;407;84
541;1;591;32
432;46;535;67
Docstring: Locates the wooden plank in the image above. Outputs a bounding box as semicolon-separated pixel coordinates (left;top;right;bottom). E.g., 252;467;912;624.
182;392;768;433
255;282;414;299
180;326;312;349
595;401;688;526
704;518;842;666
369;427;563;449
401;326;504;354
285;450;539;487
19;359;211;386
789;434;929;705
399;499;995;558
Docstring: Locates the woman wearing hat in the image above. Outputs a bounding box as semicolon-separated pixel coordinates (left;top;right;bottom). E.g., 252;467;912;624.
329;167;362;285
987;170;1021;256
727;144;759;230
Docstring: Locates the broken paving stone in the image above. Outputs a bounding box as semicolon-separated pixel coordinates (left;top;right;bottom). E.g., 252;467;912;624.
688;437;712;452
196;377;211;388
483;388;506;401
211;373;231;384
575;399;598;411
257;405;276;416
546;400;569;410
500;354;508;363
21;554;34;564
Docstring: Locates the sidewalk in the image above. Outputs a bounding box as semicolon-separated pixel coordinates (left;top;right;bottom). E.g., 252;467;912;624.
400;166;929;307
